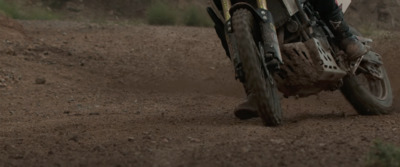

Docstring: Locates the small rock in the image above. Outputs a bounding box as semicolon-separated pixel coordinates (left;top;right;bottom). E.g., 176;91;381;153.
35;78;46;84
9;155;24;159
4;40;12;44
6;47;16;56
270;139;285;145
241;146;251;153
188;137;201;143
27;45;34;51
93;145;105;152
163;138;169;143
69;135;79;142
128;137;135;142
89;112;100;116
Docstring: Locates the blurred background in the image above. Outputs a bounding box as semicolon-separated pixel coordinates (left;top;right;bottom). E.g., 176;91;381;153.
0;0;399;29
0;0;211;26
0;1;399;167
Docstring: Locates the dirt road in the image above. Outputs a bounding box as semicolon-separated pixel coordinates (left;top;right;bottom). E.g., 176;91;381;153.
0;20;399;167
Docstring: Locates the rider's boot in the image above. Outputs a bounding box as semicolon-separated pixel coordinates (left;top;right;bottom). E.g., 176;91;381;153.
327;9;368;60
234;83;259;120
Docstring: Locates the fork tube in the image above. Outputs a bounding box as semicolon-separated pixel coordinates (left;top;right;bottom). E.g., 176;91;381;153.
221;0;232;21
257;0;268;10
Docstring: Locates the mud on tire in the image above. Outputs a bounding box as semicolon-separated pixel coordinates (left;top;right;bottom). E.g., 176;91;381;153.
232;9;282;126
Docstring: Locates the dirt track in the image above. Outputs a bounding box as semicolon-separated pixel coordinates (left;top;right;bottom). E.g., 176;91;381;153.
0;20;399;167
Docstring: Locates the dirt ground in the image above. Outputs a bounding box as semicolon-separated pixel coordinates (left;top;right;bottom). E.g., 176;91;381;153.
0;14;400;167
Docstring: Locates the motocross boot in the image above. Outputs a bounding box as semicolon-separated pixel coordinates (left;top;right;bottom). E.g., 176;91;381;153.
328;9;368;60
234;84;259;120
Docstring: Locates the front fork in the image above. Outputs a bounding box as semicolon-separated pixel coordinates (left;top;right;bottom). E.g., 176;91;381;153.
221;0;267;21
231;0;283;69
208;0;283;80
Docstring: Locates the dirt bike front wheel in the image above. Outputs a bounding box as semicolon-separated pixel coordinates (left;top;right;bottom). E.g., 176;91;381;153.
232;9;282;126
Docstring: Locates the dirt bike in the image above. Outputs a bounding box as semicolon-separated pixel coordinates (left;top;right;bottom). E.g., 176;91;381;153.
207;0;393;126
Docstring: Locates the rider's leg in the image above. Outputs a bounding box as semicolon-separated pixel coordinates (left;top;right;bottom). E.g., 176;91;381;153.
312;0;367;60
